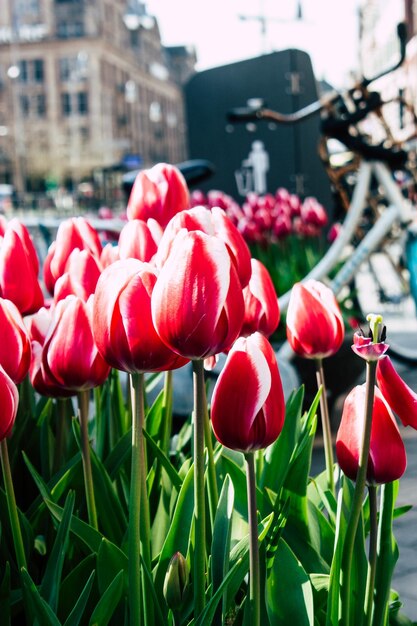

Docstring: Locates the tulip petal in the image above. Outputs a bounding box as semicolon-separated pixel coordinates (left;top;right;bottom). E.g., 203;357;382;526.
377;355;417;428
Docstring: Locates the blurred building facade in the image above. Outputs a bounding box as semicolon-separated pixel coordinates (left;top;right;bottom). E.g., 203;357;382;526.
0;0;195;204
358;0;417;143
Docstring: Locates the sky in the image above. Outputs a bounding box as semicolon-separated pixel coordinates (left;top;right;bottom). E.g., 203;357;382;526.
146;0;361;88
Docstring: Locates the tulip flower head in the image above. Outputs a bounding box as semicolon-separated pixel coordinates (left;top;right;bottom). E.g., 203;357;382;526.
155;205;252;288
42;295;110;392
118;218;161;263
0;365;19;440
43;217;102;295
0;298;31;384
286;280;344;359
152;229;245;360
211;332;285;452
336;384;407;484
0;226;44;315
240;259;280;338
126;162;189;227
93;259;188;373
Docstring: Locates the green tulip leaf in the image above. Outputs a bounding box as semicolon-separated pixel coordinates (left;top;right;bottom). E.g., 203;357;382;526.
62;571;95;626
20;568;61;626
373;481;400;626
60;554;96;621
96;538;128;595
88;570;124;626
103;429;132;480
0;562;11;626
260;386;304;492
145;388;166;439
211;475;234;621
266;537;314;626
143;428;182;493
40;491;75;612
44;499;102;553
72;419;127;543
154;463;195;597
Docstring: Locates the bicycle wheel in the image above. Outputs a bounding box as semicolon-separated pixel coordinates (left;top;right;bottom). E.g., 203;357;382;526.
354;234;417;363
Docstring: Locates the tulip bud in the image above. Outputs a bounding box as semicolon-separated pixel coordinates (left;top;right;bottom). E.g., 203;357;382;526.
286;280;344;359
152;230;244;359
0;366;19;440
163;552;189;612
336;384;407;484
126;162;189;227
211;332;285;452
118;218;160;262
240;259;279;338
93;259;188;373
0;298;31;384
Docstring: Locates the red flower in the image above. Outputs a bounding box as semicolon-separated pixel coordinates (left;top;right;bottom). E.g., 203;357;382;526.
43;217;102;295
286;280;344;358
155;205;252;288
126;162;189;227
100;243;119;268
211;333;285;451
42;295;110;392
0;365;19;440
0;227;44;315
336;384;407;484
54;249;102;303
0;298;31;384
376;355;417;428
93;259;188;373
152;230;244;359
240;259;280;338
118;218;161;262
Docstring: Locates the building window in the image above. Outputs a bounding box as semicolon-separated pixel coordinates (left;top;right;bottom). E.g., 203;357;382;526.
56;21;85;38
20;94;30;115
33;59;44;83
36;93;46;117
61;92;71;116
77;91;88;114
19;60;28;82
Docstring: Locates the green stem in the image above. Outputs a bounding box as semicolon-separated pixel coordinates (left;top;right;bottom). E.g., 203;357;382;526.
372;482;396;626
161;370;173;457
129;372;143;626
315;358;335;496
77;390;98;530
341;360;377;626
192;359;206;617
0;438;27;571
245;452;260;626
365;484;378;626
203;398;218;529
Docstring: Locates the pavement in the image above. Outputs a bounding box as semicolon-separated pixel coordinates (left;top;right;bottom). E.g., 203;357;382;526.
311;356;417;623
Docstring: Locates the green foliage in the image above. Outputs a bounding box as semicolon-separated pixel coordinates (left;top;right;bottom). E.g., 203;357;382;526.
0;367;413;625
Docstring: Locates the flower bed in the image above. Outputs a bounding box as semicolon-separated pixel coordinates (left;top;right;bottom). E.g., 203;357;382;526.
0;163;416;626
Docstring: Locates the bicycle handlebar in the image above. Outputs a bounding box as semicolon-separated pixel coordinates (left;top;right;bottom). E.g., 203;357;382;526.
227;22;407;126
